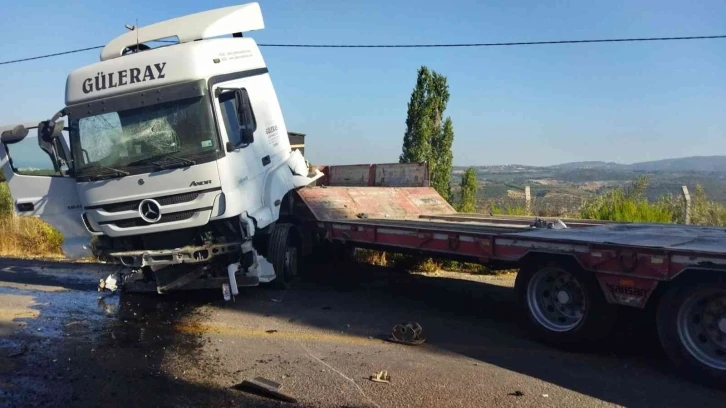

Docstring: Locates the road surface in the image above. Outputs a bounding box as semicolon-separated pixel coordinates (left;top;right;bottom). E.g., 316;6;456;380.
1;257;725;407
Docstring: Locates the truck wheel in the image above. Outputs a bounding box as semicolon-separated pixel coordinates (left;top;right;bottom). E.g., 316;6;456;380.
656;282;726;387
268;223;299;289
516;262;616;346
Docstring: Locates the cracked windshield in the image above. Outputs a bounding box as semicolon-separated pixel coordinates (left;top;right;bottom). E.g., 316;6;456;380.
71;96;217;174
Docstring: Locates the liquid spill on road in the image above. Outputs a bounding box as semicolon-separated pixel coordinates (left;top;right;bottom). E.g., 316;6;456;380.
0;279;221;408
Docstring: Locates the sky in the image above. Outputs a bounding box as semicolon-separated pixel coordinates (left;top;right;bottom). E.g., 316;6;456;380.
1;0;724;166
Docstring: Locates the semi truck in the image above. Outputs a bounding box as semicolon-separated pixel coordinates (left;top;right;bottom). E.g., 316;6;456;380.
1;3;724;387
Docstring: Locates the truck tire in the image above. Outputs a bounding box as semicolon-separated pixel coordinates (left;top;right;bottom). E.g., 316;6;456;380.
267;223;299;289
516;261;616;347
656;281;726;387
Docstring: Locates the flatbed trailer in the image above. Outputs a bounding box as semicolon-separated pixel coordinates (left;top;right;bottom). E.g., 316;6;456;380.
290;163;726;386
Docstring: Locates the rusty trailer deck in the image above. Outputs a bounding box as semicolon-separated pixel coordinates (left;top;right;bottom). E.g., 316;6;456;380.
295;163;726;309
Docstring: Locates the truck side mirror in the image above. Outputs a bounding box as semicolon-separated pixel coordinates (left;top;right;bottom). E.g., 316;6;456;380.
235;89;255;144
37;119;67;173
39;120;62;143
0;125;29;144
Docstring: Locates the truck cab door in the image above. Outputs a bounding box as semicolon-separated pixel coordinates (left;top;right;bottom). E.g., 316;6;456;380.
0;121;91;258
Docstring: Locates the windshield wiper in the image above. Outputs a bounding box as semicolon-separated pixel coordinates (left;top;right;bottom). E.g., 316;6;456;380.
151;154;197;170
85;165;130;181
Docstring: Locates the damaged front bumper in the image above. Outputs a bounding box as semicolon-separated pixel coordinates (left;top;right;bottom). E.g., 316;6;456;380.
100;241;275;296
109;242;243;268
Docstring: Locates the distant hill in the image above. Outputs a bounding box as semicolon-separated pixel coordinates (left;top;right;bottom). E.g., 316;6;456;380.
552;156;726;173
550;161;621;170
627;156;726;173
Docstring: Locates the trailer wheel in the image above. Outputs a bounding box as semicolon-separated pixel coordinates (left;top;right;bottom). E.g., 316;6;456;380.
516;261;615;346
268;223;299;289
657;282;726;387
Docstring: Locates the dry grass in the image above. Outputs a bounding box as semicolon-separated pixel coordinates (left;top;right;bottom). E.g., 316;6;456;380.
0;182;64;257
354;248;506;275
0;216;64;258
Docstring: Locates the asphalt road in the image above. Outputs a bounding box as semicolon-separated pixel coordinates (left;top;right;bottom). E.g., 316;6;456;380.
1;257;725;408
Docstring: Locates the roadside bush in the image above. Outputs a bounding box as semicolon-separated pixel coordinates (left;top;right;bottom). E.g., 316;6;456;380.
580;176;676;223
490;203;529;216
0;181;64;257
0;215;64;257
0;182;12;216
691;184;726;227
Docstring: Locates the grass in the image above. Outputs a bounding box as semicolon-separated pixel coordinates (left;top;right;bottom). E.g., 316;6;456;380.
0;216;64;257
490;203;529;216
354;248;506;275
0;182;64;257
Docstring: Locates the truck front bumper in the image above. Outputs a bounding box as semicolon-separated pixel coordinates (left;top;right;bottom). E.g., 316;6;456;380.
109;242;243;268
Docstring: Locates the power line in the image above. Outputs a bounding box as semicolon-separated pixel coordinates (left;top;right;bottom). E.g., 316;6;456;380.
0;46;104;65
258;35;726;48
1;34;725;66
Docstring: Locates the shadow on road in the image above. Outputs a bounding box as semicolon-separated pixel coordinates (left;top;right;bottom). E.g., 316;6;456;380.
220;255;726;407
2;256;725;407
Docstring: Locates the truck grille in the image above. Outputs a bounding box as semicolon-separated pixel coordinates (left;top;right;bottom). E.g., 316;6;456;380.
102;209;204;229
87;188;220;213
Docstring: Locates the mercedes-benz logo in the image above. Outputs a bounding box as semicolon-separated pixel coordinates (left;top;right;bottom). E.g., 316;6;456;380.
138;199;162;223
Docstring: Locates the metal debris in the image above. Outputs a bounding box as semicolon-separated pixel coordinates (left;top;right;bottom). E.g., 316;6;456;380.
98;274;119;292
370;370;391;384
233;377;297;403
508;390;525;397
387;322;426;345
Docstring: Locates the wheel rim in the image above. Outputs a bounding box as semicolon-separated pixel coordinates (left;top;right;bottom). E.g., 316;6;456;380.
526;267;587;332
676;289;726;370
285;246;298;280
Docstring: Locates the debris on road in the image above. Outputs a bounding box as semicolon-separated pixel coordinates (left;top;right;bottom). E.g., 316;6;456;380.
370;370;391;384
98;274;119;292
388;322;426;345
271;298;282;303
508;390;525;397
233;377;297;403
542;394;549;398
265;329;278;334
7;344;28;358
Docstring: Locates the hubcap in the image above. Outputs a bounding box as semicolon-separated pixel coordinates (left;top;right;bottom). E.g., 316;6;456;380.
526;267;587;332
285;246;298;279
676;289;726;370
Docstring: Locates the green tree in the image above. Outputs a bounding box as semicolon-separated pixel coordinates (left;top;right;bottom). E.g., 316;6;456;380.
400;67;433;164
457;167;478;213
400;66;454;201
431;118;454;200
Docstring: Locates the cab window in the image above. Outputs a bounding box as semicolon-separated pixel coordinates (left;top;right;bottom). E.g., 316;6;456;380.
218;89;256;146
4;134;69;176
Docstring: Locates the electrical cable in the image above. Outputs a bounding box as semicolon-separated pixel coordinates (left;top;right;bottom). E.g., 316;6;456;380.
1;35;725;66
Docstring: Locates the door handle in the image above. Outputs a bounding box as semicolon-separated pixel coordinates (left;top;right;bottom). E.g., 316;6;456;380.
16;202;34;212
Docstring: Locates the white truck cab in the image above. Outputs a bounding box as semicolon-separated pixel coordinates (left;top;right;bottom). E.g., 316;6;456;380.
0;3;321;294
